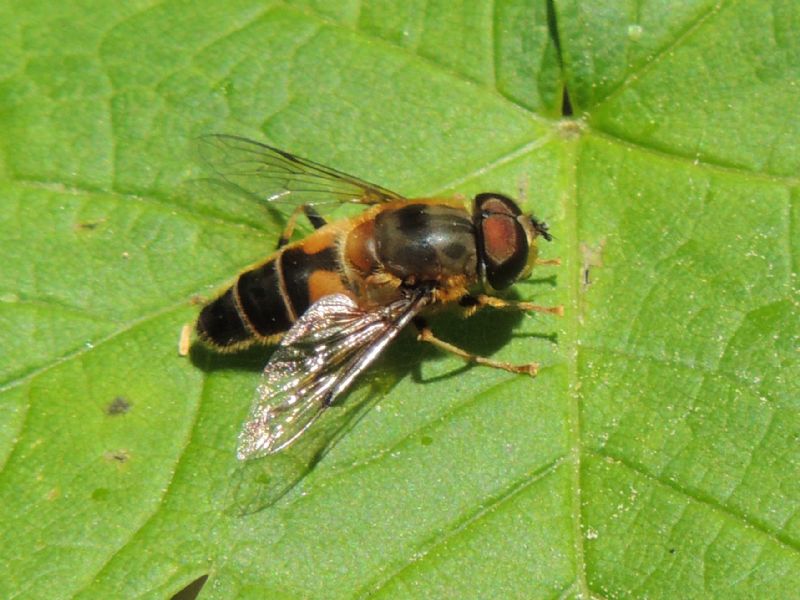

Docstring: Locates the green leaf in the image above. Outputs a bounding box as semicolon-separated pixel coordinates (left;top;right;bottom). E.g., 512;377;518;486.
0;1;797;599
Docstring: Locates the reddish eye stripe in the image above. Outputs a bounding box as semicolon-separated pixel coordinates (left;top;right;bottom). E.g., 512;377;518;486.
481;213;520;265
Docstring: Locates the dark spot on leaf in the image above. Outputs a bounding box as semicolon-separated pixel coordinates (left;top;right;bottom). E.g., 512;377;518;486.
171;575;208;600
92;488;110;501
104;450;130;463
106;396;131;416
669;548;676;554
580;240;606;291
75;217;107;231
420;435;433;446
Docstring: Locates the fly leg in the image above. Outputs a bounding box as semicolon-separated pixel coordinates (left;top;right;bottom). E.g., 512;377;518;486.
459;294;564;317
276;205;328;249
412;317;539;377
302;205;327;230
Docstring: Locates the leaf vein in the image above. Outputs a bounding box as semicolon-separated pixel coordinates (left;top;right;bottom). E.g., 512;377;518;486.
315;371;544;487
590;0;729;111
563;138;589;597
591;130;800;186
421;134;556;197
0;302;190;482
356;454;568;598
580;340;778;402
14;177;274;234
278;1;545;119
591;448;800;554
72;370;208;596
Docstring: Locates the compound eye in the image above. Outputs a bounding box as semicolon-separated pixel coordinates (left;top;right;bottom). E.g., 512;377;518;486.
474;194;529;289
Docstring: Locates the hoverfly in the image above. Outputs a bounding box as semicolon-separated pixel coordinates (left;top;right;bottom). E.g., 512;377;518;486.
196;135;561;461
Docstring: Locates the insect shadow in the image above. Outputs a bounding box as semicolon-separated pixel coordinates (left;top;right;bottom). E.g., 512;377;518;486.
187;297;553;515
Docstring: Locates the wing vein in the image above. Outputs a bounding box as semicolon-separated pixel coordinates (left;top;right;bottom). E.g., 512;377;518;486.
237;291;430;459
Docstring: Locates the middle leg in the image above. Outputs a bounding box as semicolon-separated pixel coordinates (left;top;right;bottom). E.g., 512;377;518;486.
413;317;539;377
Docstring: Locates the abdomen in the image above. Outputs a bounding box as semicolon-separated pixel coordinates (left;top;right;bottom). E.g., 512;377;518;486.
196;229;349;350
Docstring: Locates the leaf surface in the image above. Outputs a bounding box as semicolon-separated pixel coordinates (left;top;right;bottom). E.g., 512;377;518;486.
0;1;797;599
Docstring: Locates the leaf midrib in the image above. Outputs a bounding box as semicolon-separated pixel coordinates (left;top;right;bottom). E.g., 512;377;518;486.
561;135;588;597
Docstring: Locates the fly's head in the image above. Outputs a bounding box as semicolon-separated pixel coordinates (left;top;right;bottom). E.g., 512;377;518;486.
473;192;552;291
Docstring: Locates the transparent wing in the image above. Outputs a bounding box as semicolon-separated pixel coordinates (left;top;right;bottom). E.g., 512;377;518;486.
237;291;430;460
198;134;405;207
